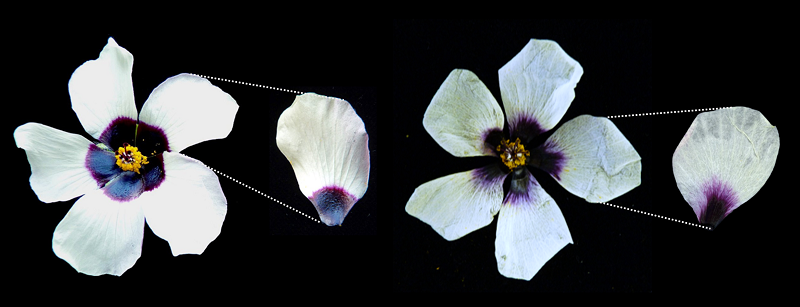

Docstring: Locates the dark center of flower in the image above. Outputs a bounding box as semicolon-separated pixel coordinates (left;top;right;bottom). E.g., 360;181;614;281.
496;138;530;170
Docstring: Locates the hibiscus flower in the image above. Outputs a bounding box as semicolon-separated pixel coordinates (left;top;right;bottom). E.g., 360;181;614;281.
13;37;238;276
405;39;642;280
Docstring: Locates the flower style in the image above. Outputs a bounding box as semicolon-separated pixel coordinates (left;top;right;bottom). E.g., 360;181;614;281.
276;93;370;226
13;38;239;276
405;39;642;280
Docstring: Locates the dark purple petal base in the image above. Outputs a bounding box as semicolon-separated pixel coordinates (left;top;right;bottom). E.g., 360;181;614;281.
310;186;359;226
530;140;568;181
504;167;540;206
698;177;739;229
508;113;546;145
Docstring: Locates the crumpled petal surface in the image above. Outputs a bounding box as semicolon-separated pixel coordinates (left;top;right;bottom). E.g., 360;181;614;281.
496;169;572;280
139;151;227;255
406;165;507;241
543;115;641;203
139;73;239;153
424;69;504;157
52;189;145;276
276;93;370;226
672;106;779;227
499;39;583;140
68;37;138;140
14;123;97;203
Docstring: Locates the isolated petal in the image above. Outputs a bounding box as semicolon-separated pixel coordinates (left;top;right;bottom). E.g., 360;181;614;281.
423;69;504;157
496;168;572;280
276;93;370;226
499;39;583;142
536;115;641;203
14;123;97;203
406;165;508;241
52;189;145;276
68;37;138;140
139;73;239;153
672;107;779;228
140;152;226;256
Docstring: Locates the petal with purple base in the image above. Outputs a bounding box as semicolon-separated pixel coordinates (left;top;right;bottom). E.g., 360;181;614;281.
276;93;370;226
68;37;138;140
499;39;583;138
424;69;505;157
139;73;238;153
544;115;641;203
496;168;573;280
673;107;779;228
405;164;508;241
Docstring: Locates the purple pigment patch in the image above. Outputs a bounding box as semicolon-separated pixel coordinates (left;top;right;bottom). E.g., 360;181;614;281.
103;171;145;202
136;120;171;155
85;144;122;188
98;117;137;149
470;164;509;191
530;139;568;181
503;168;539;206
481;127;504;156
141;154;165;192
310;185;358;226
698;177;739;229
508;113;546;144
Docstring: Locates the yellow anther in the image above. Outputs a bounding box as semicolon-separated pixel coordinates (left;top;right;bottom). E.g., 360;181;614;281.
496;138;530;170
115;144;149;174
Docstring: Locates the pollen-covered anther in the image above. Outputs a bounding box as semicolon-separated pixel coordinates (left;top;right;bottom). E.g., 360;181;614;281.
496;138;530;170
115;143;149;174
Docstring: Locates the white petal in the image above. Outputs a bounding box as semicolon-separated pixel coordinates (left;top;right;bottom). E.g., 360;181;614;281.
423;69;505;157
14;123;97;203
52;189;145;276
68;37;138;140
496;172;572;280
139;152;227;256
276;93;370;226
672;107;779;227
499;39;583;138
542;115;641;203
139;73;239;153
405;165;507;241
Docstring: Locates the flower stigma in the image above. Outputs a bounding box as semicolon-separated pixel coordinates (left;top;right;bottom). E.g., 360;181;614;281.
497;138;530;170
115;143;149;174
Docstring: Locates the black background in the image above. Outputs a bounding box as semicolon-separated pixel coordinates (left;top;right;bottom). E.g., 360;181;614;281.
8;23;379;291
6;20;787;293
393;20;784;292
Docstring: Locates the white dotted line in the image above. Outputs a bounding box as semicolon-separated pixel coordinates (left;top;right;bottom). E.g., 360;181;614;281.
190;73;305;95
201;163;321;224
606;107;733;119
600;202;712;230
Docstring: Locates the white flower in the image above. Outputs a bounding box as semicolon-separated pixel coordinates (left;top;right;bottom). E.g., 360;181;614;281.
405;39;642;280
276;93;370;226
13;37;238;276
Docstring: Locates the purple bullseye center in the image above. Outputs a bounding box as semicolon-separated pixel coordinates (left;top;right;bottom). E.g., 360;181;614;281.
85;116;170;202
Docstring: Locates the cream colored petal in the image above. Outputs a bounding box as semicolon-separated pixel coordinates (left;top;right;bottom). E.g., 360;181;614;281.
499;39;583;139
405;165;507;241
541;115;641;203
672;107;779;227
496;170;572;280
423;69;504;157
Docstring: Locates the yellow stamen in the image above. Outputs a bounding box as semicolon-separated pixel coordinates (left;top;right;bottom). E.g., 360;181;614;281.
496;138;530;170
115;144;149;174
